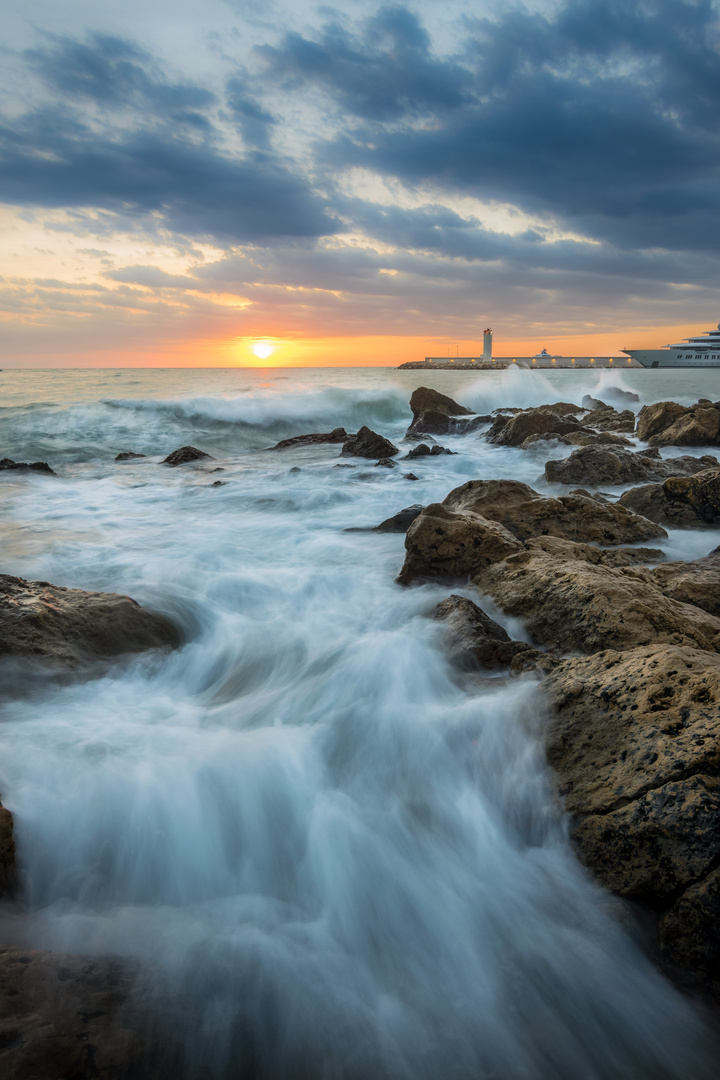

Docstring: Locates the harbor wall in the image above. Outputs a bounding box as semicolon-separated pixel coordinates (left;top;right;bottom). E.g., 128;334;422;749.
398;356;643;370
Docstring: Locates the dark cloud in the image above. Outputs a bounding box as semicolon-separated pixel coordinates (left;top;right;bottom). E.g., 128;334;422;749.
258;6;470;119
0;33;334;243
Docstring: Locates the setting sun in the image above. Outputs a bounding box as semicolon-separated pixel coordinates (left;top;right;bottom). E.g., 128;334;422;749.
252;342;274;360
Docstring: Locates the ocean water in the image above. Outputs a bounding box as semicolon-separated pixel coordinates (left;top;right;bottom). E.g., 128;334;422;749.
1;364;719;1078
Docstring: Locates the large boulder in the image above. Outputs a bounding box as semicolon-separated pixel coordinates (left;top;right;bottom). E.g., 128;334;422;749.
649;407;720;448
544;446;718;486
434;595;540;671
340;426;399;459
663;468;720;524
579;407;635;433
616;483;706;527
0;946;168;1080
442;479;666;545
0;575;181;668
636;401;689;442
651;548;720;616
406;387;475;436
486;409;581;447
397;504;523;585
267;428;348;450
542;644;720;995
476;550;720;655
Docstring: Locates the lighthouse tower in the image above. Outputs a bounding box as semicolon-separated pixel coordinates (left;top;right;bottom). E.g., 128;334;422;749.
483;328;493;362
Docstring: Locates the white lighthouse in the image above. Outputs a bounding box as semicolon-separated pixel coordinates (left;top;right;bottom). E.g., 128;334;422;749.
483;328;492;362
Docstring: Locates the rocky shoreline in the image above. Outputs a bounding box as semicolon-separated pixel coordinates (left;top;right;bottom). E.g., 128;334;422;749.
3;390;720;1071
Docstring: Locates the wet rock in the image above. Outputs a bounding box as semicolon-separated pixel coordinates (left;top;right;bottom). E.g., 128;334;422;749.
0;945;167;1080
114;452;146;462
524;535;664;567
651;548;720;616
404;473;419;481
340;426;398;459
542;644;720;995
486;409;581;447
406;387;473;436
636;401;689;442
266;428;348;450
375;457;396;468
373;505;425;532
0;800;15;897
606;387;640;406
544;446;719;486
211;480;226;487
649;407;720;448
521;430;633;451
0;458;55;475
162;446;214;466
476;552;720;656
616;483;708;528
434;594;538;670
442;479;666;545
663;468;720;524
579;407;635;433
581;395;609;411
397;504;524;585
404;443;455;459
0;574;181;668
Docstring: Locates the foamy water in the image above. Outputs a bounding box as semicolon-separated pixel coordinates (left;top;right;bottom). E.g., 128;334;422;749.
1;365;719;1078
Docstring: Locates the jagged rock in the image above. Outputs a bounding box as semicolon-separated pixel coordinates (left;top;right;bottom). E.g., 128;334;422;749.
0;800;15;896
617;483;709;528
664;468;720;524
542;644;720;996
266;428;348;450
162;446;214;466
375;457;396;468
579;407;635;433
397;504;524;585
404;443;455;459
0;946;168;1080
0;574;180;668
476;551;720;656
434;595;539;670
649;407;720;448
545;446;718;486
581;395;609;411
524;535;664;567
114;452;146;462
636;401;689;442
0;458;55;475
651;549;720;616
442;479;666;545
521;430;633;450
340;426;398;459
486;409;581;447
372;505;425;532
406;387;473;436
606;387;640;405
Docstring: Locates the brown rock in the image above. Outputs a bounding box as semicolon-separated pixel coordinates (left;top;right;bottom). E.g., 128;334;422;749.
406;387;474;436
663;468;720;524
524;535;664;567
0;946;168;1080
636;401;689;442
0;575;181;668
579;407;635;433
442;479;666;545
0;800;15;896
162;446;214;466
649;407;720;448
397;504;524;585
486;410;581;447
340;426;398;459
374;505;425;532
544;445;718;486
652;548;720;616
477;554;720;656
266;428;348;450
434;594;537;670
659;869;720;995
616;483;705;527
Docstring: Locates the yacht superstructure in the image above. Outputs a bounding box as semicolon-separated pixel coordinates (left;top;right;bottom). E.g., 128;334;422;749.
622;323;720;367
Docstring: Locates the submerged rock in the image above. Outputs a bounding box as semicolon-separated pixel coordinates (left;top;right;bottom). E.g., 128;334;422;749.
0;458;55;475
544;446;718;486
340;426;398;460
114;452;146;462
266;428;348;450
375;457;397;468
406;387;474;436
0;800;15;897
0;574;181;668
162;446;214;466
434;595;542;671
404;443;455;458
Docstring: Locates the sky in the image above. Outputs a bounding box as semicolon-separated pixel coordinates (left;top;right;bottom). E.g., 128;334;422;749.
1;0;719;367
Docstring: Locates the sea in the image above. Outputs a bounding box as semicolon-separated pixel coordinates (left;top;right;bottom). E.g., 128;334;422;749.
1;364;720;1079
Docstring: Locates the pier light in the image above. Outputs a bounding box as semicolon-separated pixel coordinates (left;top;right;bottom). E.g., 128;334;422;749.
552;358;556;363
571;358;575;363
609;358;613;363
590;358;595;363
532;358;536;363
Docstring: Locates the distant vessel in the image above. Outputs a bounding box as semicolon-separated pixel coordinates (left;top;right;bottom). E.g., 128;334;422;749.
622;323;720;367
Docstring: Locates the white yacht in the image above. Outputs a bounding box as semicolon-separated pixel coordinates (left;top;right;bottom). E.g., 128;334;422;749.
622;323;720;367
